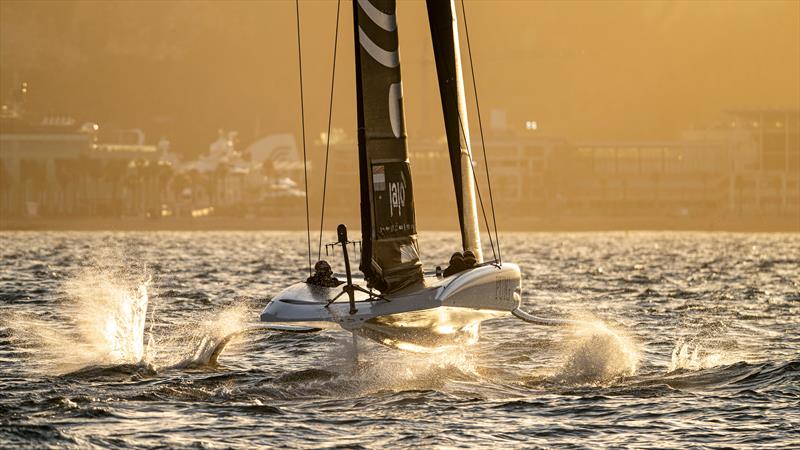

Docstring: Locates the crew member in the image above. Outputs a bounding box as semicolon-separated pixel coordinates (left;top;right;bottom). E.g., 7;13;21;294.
443;252;465;277
463;250;477;269
306;260;342;287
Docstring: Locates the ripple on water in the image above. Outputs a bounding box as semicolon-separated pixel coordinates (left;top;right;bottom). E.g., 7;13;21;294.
0;231;798;448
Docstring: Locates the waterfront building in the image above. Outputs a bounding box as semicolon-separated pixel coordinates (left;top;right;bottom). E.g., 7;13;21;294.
1;105;795;225
0;113;164;218
322;109;798;224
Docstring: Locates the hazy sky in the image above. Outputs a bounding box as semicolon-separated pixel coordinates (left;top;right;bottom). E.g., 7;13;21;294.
1;0;798;154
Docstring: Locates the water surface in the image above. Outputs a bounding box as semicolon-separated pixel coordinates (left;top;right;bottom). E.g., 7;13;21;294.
1;231;798;448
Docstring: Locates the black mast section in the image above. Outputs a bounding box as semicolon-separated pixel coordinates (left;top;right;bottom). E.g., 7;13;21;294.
352;0;372;284
426;0;465;250
425;0;483;259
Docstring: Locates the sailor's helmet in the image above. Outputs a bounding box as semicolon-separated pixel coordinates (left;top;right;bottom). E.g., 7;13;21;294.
463;250;477;267
314;260;332;275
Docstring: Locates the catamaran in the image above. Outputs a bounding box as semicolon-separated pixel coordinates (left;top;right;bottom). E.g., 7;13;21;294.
258;0;569;351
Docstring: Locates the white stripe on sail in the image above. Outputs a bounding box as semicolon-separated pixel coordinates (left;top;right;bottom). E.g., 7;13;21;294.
357;0;397;32
389;82;403;138
358;27;399;68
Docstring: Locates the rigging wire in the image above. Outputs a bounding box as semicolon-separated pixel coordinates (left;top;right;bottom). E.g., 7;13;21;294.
295;0;312;276
318;0;341;261
460;0;501;263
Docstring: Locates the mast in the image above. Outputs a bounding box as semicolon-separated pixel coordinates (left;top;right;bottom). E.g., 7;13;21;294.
426;0;483;262
353;0;423;293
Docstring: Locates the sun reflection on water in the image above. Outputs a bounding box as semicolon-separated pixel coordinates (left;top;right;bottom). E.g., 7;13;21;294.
359;307;504;353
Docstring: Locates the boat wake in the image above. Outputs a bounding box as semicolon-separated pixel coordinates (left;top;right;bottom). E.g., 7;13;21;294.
668;339;738;372
2;270;250;376
3;267;644;387
552;315;640;385
151;303;251;370
4;268;759;393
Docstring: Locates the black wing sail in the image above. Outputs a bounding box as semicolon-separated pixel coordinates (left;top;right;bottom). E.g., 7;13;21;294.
353;0;423;292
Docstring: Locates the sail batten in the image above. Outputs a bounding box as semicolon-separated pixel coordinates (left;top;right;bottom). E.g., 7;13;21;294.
353;0;423;293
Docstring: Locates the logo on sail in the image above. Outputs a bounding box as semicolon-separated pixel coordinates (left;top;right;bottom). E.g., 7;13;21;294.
373;164;407;217
389;171;406;217
372;162;415;238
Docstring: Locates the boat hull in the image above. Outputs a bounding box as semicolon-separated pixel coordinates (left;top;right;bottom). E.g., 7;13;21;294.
260;262;521;333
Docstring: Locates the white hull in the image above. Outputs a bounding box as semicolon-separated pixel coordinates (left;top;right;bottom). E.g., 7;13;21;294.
260;263;521;336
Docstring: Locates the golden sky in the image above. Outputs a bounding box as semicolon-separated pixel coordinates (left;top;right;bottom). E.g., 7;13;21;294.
1;0;798;153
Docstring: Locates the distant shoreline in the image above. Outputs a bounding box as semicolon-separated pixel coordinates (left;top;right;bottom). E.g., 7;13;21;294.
1;216;797;233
